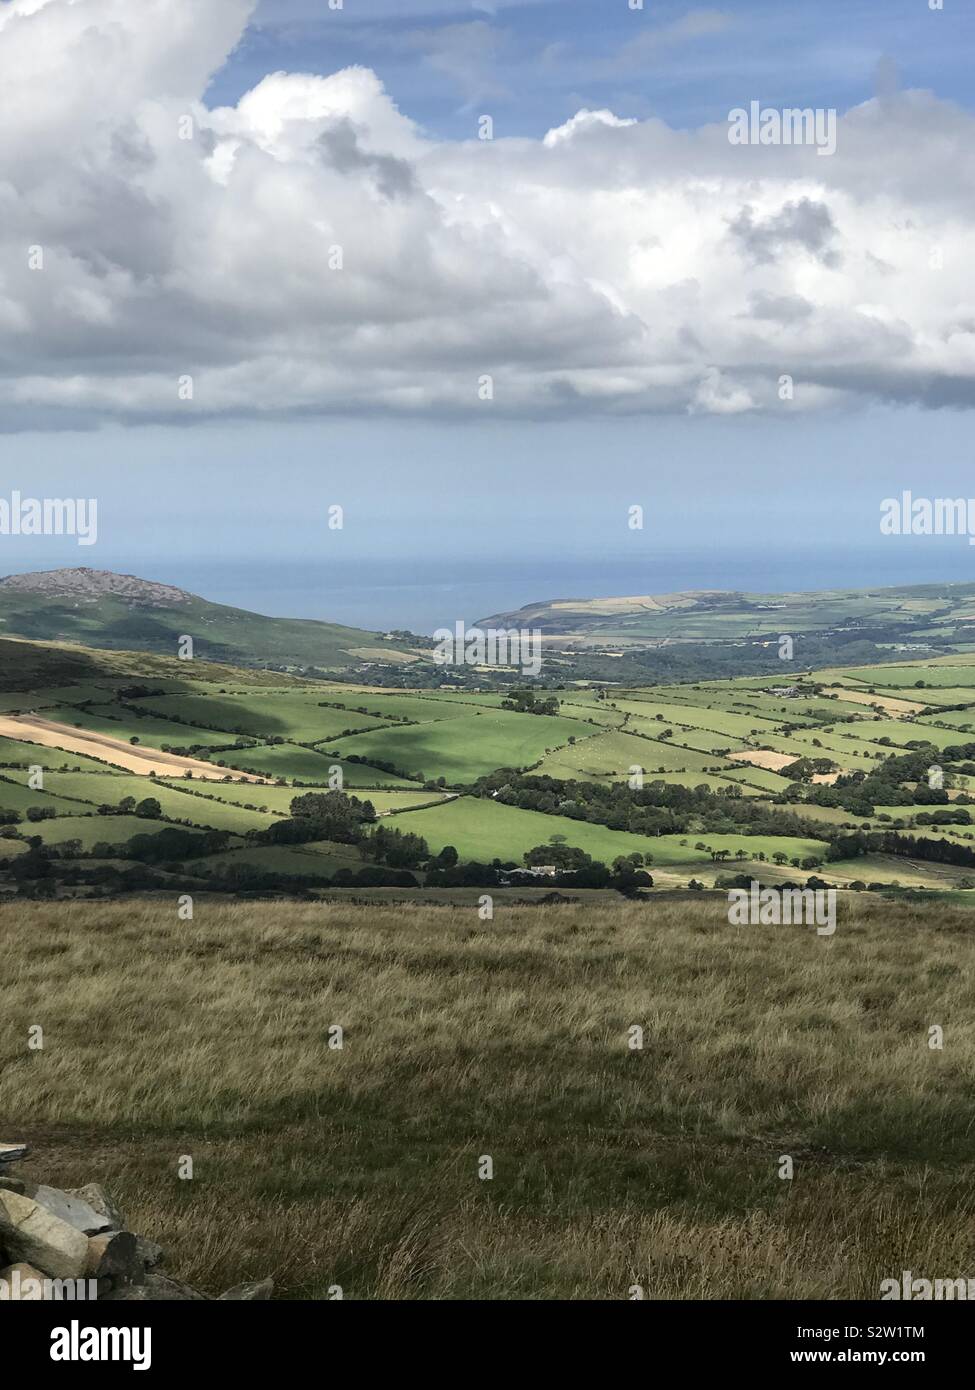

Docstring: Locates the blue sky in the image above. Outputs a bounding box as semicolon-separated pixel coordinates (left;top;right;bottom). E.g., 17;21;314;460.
10;404;975;631
224;0;975;136
2;0;975;629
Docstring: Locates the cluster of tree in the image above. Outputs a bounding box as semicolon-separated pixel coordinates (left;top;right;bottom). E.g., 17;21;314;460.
96;796;164;819
500;689;560;716
914;808;971;826
714;871;834;892
780;756;837;782
474;771;831;843
787;743;957;817
826;829;975;868
124;826;231;864
358;825;431;869
255;791;377;847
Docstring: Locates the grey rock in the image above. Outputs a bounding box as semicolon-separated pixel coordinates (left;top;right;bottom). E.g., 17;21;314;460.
101;1272;207;1301
133;1235;164;1270
0;1143;29;1165
66;1183;124;1232
86;1231;144;1285
218;1278;274;1301
31;1185;113;1236
146;1273;208;1301
0;1190;89;1280
0;1176;26;1194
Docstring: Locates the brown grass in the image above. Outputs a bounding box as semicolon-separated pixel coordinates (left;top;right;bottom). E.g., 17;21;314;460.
2;896;973;1300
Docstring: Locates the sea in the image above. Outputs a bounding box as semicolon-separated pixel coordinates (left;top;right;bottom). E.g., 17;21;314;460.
143;545;975;636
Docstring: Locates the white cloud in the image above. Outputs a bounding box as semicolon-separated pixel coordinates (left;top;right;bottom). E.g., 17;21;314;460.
1;0;975;429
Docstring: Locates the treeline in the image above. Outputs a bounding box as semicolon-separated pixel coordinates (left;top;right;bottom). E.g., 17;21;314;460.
827;829;975;868
473;771;832;842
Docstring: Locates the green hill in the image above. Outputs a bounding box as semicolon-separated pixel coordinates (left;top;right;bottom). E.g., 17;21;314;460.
479;581;975;646
0;568;424;674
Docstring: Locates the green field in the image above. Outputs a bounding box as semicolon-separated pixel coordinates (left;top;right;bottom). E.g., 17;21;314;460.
37;772;274;834
21;814;221;851
387;796;821;872
0;734;109;770
131;692;391;742
536;728;719;779
41;703;241;750
204;743;412;785
0;776;85;816
330;709;588;783
6;635;975;896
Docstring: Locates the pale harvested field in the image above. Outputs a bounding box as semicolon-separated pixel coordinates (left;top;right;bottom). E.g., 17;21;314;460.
2;897;973;1300
0;714;267;782
820;686;928;716
726;749;797;771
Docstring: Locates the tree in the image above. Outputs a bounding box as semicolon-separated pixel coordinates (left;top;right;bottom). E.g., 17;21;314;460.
135;798;162;819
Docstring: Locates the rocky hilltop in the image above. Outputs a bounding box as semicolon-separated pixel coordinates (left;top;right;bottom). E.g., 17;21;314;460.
0;567;192;607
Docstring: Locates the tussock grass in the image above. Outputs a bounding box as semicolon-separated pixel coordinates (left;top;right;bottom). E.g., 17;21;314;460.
1;897;973;1299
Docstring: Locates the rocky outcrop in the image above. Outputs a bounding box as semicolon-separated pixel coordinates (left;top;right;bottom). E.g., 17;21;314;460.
0;1142;271;1302
0;568;192;607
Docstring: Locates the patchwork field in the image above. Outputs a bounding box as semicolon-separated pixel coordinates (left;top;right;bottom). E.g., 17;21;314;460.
3;647;975;896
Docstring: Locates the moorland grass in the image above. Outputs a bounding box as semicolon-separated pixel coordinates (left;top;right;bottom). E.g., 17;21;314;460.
1;896;973;1299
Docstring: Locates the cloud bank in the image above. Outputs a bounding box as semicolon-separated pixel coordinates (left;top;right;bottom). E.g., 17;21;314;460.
1;0;974;427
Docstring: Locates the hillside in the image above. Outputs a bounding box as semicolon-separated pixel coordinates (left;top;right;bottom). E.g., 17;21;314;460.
5;632;975;899
479;581;975;648
0;568;424;674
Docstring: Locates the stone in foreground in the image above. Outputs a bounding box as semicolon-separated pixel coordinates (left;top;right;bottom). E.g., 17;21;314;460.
101;1273;207;1301
218;1279;274;1300
66;1183;124;1232
86;1231;144;1285
133;1235;164;1271
0;1143;29;1165
0;1190;89;1280
31;1185;114;1236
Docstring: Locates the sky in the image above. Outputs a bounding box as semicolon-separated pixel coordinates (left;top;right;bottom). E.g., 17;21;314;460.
2;0;975;629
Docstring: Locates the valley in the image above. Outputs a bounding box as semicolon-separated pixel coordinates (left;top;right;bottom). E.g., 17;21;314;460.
4;618;975;900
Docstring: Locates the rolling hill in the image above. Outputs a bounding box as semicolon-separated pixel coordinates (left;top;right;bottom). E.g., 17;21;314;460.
0;568;424;673
479;581;975;648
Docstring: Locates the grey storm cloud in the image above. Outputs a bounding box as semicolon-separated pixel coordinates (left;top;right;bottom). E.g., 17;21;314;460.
1;0;975;430
728;200;840;267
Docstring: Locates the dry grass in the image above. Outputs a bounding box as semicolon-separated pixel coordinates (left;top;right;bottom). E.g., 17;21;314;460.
0;714;267;781
2;896;974;1299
